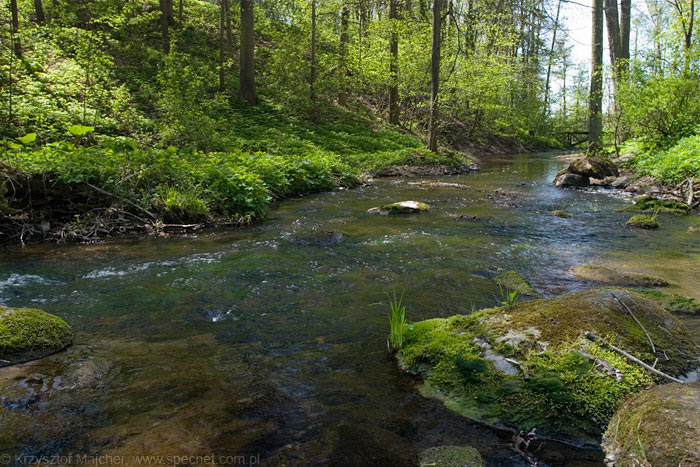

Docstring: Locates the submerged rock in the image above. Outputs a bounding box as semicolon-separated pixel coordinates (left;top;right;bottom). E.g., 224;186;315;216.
492;271;541;298
572;264;668;287
626;214;659;229
551;210;572;218
602;382;700;467
0;306;73;367
690;222;700;233
419;445;483;467
293;230;348;247
395;288;699;445
367;201;430;215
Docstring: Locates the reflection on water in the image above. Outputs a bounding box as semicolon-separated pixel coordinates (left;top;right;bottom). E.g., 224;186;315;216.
1;153;698;466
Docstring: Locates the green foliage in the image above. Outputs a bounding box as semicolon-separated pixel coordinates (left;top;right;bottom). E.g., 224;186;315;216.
17;133;37;145
626;134;700;185
618;75;700;145
499;286;519;307
388;290;407;351
68;125;94;137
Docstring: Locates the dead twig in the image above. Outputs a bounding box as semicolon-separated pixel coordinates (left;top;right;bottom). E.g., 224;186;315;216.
85;183;157;220
611;292;656;354
584;332;683;383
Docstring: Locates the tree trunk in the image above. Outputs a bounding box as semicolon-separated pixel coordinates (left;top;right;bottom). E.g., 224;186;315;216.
10;0;22;58
34;0;45;24
310;0;317;118
588;0;604;150
620;0;631;71
160;0;170;53
543;0;562;119
338;4;349;106
428;0;442;153
239;0;258;104
388;0;400;125
179;0;183;26
219;0;226;92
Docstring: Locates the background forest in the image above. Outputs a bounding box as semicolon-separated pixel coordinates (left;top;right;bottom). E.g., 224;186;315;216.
1;0;699;233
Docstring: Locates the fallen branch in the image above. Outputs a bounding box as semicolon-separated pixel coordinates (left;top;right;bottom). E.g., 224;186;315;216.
85;183;157;220
584;332;683;383
611;292;656;353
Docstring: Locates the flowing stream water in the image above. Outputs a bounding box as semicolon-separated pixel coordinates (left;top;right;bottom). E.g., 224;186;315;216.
1;153;699;466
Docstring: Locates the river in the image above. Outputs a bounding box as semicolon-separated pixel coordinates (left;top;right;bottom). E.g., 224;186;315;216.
1;152;698;466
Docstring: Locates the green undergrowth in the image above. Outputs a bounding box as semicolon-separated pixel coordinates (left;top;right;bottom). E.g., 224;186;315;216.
2;105;470;225
395;288;699;443
618;136;700;186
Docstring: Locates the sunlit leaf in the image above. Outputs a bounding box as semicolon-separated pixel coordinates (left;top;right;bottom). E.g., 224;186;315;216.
17;133;37;145
68;125;95;136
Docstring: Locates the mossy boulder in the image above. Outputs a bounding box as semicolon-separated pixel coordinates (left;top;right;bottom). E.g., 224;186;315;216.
568;156;619;179
0;306;73;367
367;200;429;215
602;382;700;467
635;289;700;314
551;210;572;218
419;446;483;467
395;288;699;445
572;265;668;287
621;196;690;215
493;271;541;298
626;214;659;229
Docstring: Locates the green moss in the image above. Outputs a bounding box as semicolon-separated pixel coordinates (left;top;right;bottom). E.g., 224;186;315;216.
0;306;73;366
626;214;659;229
456;353;488;380
621;196;690;215
492;271;541;298
551;210;572;218
634;289;700;314
396;288;699;444
379;201;429;214
572;264;668;287
419;445;483;467
603;383;700;467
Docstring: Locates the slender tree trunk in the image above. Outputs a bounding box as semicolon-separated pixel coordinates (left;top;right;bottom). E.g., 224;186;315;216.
179;0;183;25
338;4;349;106
428;0;442;153
10;0;22;58
588;0;604;150
160;0;170;53
620;0;631;71
239;0;258;104
225;0;233;55
310;0;317;118
34;0;45;24
219;0;226;92
388;0;400;125
543;0;562;119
